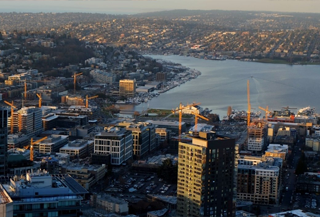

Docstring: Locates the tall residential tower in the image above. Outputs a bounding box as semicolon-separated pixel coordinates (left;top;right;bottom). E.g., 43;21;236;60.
177;132;235;217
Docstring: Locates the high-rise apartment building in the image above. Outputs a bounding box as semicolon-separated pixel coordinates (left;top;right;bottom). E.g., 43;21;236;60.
177;132;235;217
94;127;133;165
8;106;42;137
237;156;282;204
0;108;8;176
119;79;136;97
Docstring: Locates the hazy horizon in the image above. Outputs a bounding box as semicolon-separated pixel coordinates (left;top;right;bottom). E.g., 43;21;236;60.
0;0;319;14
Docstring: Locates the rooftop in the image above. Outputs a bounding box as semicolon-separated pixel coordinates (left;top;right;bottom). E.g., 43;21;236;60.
0;185;13;204
269;209;316;217
2;171;87;200
148;194;177;205
97;194;127;205
60;140;93;151
147;208;168;217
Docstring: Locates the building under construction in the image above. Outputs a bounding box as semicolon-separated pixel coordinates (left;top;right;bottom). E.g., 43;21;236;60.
247;119;267;153
7;106;42;137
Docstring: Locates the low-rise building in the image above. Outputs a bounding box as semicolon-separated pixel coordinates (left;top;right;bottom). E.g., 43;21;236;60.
265;144;288;160
297;173;320;194
91;194;128;215
0;171;87;217
33;135;69;154
60;140;94;158
60;163;106;190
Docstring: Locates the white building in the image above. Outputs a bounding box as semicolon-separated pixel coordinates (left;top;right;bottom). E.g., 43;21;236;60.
94;127;133;165
60;140;94;158
92;194;128;215
247;137;264;151
90;69;115;84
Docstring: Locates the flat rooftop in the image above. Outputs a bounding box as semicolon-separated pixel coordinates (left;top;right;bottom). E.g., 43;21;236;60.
60;140;93;151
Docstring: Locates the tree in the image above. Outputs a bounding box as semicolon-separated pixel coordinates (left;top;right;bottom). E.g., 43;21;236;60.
157;159;178;184
295;152;307;175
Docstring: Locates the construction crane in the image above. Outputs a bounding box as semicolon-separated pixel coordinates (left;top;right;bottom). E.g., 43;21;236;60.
24;136;48;161
247;80;251;126
259;106;271;121
191;111;209;132
72;72;82;94
86;95;98;108
4;100;16;134
172;102;201;141
36;93;42;108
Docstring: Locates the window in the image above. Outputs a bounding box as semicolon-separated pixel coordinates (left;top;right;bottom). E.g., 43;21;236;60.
48;212;58;217
32;204;40;209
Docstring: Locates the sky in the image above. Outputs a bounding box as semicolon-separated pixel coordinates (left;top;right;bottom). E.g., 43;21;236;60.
0;0;319;14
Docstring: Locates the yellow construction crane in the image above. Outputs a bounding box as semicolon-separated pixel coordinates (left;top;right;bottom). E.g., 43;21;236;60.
247;80;251;126
191;111;209;132
24;136;48;161
4;100;16;134
259;106;271;121
72;72;83;94
86;95;98;108
172;102;201;141
36;93;42;108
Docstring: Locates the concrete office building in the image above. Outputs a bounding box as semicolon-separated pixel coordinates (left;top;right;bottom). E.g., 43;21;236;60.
60;140;94;158
0;171;87;217
177;132;235;217
117;122;156;157
94;127;133;165
0;108;8;176
119;79;136;97
91;194;129;215
33;135;69;154
60;164;106;190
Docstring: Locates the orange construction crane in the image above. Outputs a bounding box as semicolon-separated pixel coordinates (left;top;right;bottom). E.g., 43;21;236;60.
247;80;251;126
191;111;209;132
72;72;82;94
24;136;48;161
259;106;271;121
36;93;42;108
4;100;16;134
172;102;201;141
86;95;98;108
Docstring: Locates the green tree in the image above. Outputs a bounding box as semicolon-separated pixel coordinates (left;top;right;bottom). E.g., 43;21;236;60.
157;159;178;184
296;152;307;175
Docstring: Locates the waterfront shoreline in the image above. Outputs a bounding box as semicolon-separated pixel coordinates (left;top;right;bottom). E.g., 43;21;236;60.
141;52;320;66
116;57;202;106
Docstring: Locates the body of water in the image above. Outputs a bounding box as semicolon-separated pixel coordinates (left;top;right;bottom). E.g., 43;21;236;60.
133;55;320;117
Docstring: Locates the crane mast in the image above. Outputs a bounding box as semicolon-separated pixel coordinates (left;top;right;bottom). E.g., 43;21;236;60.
247;80;251;126
4;100;16;134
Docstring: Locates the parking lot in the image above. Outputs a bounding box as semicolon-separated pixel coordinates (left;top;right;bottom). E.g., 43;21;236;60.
104;171;177;201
